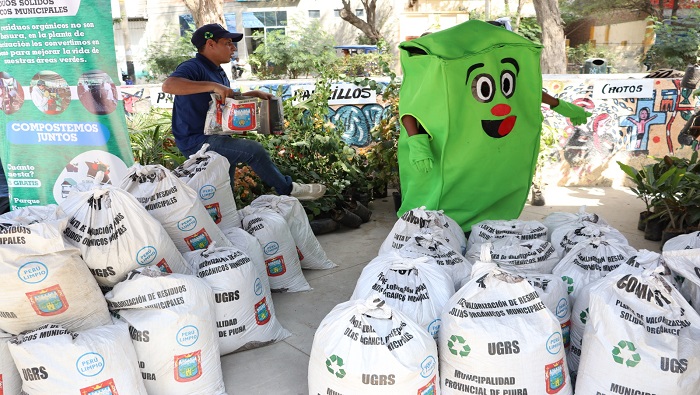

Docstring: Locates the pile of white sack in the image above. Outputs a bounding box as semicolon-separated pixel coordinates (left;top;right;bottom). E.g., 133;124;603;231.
0;146;336;394
308;205;700;394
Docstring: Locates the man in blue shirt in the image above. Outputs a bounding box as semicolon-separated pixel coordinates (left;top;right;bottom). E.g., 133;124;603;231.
162;23;326;200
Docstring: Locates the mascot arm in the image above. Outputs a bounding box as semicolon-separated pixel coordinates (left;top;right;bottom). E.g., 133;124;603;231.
402;114;434;173
547;94;592;126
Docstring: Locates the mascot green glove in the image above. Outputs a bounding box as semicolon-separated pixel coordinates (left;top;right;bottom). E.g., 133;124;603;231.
552;99;592;126
397;20;543;232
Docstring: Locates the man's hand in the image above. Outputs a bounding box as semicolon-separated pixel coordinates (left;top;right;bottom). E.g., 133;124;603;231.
407;134;434;173
552;99;592;126
212;83;234;100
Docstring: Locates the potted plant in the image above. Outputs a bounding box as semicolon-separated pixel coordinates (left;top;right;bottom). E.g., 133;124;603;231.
657;154;700;244
617;161;656;231
350;61;402;212
636;154;700;242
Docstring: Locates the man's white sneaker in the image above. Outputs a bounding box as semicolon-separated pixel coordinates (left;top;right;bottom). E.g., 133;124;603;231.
290;182;326;201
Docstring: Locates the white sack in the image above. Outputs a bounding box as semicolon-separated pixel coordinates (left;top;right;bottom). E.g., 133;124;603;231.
0;204;63;224
440;257;573;395
173;144;241;231
523;273;571;349
249;194;336;269
0;205;68;257
308;297;440;395
351;251;455;339
59;183;189;287
119;163;231;253
8;323;147;395
567;262;649;378
663;248;700;314
240;206;311;292
398;228;472;290
0;245;111;335
542;206;607;241
551;222;628;258
552;238;637;304
663;230;700;251
0;330;21;395
576;268;700;394
467;219;548;249
183;243;290;355
466;235;560;274
105;267;226;395
380;206;466;256
224;226;271;296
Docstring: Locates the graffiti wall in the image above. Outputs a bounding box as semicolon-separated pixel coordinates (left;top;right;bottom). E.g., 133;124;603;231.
541;78;697;187
121;76;698;187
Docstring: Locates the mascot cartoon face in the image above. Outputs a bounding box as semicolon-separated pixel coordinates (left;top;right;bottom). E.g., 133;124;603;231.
468;57;520;138
397;20;543;231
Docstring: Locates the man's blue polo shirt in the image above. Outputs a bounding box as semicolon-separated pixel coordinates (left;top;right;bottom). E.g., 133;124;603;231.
169;53;230;154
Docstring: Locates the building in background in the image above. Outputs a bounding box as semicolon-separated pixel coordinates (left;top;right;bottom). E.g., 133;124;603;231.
112;0;540;82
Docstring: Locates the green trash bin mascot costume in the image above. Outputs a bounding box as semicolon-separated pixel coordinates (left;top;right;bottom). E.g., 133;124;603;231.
398;20;545;232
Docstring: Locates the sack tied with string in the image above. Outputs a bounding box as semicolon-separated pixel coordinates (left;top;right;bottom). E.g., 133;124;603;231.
0;233;110;334
351;251;455;339
105;267;226;395
59;183;189;288
380;206;467;256
240;205;311;292
542;206;607;242
466;235;560;274
8;322;147;395
119;163;231;253
249;195;336;270
552;238;637;304
308;297;440;395
467;219;548;250
576;268;700;394
551;222;628;258
183;243;290;355
173;144;241;232
439;246;573;395
398;227;472;291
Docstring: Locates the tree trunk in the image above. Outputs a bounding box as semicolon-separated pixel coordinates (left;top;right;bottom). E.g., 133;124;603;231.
513;0;526;33
532;0;566;74
181;0;225;27
340;0;383;44
671;0;679;17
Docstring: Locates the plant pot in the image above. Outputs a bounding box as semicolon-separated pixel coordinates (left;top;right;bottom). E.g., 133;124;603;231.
661;227;687;247
354;192;371;208
644;217;668;241
332;208;363;229
530;187;545;206
345;201;372;223
392;191;402;213
637;211;652;231
310;217;340;235
373;184;388;199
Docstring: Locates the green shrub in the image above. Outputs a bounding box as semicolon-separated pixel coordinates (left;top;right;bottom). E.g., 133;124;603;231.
142;32;195;82
645;14;700;70
127;108;185;169
249;20;337;79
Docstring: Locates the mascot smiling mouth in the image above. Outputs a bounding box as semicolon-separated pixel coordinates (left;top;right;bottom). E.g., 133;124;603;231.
481;115;517;138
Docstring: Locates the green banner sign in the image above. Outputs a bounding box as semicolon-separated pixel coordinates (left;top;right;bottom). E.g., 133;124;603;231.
0;0;133;209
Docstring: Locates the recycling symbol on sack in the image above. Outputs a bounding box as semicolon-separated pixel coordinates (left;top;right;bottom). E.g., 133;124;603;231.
580;308;589;324
561;276;574;294
447;335;471;357
326;354;346;378
612;340;641;367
